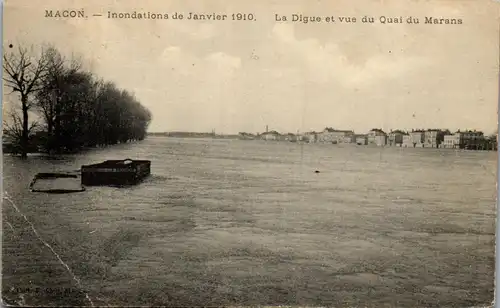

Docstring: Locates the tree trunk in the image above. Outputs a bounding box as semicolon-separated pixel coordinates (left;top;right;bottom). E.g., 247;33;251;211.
21;96;29;159
46;90;56;153
54;105;61;152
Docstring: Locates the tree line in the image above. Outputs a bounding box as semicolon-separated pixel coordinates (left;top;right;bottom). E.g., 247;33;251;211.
3;44;152;158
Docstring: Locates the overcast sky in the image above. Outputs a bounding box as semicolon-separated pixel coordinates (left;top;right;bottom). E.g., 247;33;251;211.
4;0;499;134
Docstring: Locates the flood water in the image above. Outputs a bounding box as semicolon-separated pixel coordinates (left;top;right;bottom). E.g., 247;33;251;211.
2;137;496;307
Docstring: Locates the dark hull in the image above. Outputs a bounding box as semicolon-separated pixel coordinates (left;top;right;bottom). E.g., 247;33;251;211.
81;159;151;186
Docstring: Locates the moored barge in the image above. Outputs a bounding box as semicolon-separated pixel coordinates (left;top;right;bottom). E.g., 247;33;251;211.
81;158;151;186
29;172;85;193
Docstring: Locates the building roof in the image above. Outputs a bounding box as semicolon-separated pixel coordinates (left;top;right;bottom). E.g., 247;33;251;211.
390;129;407;134
455;130;483;134
261;130;280;135
369;128;386;135
323;127;354;133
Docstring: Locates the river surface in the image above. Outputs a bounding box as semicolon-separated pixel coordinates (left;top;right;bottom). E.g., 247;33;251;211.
2;137;496;307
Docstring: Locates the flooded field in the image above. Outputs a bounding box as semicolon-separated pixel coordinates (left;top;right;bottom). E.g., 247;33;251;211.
2;137;496;307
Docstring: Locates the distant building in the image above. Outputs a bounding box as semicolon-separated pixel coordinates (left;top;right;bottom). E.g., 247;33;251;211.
375;135;387;146
356;135;368;145
424;129;446;148
456;130;484;149
443;134;458;148
388;130;406;146
441;130;485;149
317;128;355;144
284;133;297;142
238;132;255;140
367;129;387;146
402;135;413;147
300;132;317;143
484;134;498;150
260;130;281;141
341;134;356;144
460;130;485;149
408;130;425;147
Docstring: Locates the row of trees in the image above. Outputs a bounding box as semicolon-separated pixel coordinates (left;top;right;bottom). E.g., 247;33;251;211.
3;44;152;158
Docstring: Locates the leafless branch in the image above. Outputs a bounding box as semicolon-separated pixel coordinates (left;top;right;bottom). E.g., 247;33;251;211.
3;44;50;98
3;111;23;141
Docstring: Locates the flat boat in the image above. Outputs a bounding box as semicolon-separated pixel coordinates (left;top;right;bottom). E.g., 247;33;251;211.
30;172;85;193
81;158;151;186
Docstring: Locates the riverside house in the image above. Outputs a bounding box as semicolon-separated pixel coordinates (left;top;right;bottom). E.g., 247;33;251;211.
442;130;485;149
260;130;281;141
238;132;256;140
355;134;368;145
284;133;297;142
403;130;425;147
458;130;485;149
367;129;387;146
424;129;447;148
317;128;355;144
388;130;406;146
443;134;458;148
301;132;318;143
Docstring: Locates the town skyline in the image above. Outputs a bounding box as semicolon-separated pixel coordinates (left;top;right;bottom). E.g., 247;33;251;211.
148;125;497;136
238;126;496;150
149;125;497;151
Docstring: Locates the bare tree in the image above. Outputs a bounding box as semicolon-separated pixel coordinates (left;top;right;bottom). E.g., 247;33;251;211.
3;109;39;154
34;46;85;153
3;44;49;158
4;43;152;155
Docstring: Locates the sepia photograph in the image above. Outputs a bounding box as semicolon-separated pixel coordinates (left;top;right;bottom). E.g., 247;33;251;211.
2;0;498;307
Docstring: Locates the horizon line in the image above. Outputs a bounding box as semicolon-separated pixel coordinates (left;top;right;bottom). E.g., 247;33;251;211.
147;127;496;135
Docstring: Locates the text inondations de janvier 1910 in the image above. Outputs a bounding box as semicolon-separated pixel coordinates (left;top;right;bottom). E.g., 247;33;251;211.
44;9;464;25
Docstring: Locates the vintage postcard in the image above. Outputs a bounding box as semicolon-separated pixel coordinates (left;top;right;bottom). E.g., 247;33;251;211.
2;0;498;307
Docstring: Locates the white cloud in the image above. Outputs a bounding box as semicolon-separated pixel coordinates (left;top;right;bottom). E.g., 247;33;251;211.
271;23;430;87
167;21;216;40
160;46;183;62
206;52;241;68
